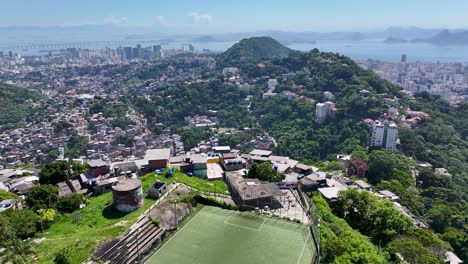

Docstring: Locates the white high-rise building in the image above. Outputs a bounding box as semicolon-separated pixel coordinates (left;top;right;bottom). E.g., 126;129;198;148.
315;101;336;124
371;121;385;147
385;123;398;153
267;79;278;90
316;103;328;124
371;120;398;153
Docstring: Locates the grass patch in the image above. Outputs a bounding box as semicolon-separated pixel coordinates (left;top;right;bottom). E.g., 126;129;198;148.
34;173;158;263
0;189;18;200
34;172;228;263
150;171;229;194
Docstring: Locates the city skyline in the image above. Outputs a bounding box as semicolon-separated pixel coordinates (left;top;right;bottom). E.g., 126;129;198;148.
1;0;468;33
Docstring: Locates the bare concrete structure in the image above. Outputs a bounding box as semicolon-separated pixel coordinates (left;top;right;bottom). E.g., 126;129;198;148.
112;178;143;213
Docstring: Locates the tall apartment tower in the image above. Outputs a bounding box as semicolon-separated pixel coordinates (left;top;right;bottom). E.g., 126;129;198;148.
153;45;162;59
385;123;398;153
371;120;385;147
371;120;398;153
401;54;407;63
316;101;336;124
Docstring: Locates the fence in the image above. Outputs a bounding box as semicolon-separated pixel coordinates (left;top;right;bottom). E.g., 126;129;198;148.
291;188;320;264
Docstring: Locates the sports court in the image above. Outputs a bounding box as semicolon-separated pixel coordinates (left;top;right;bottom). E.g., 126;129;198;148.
147;206;313;264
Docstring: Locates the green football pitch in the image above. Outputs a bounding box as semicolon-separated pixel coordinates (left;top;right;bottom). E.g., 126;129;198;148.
147;206;313;264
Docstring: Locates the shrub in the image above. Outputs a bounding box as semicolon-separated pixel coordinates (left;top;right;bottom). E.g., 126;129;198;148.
58;193;85;213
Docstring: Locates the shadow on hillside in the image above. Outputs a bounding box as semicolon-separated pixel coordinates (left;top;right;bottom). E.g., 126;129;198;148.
102;204;130;219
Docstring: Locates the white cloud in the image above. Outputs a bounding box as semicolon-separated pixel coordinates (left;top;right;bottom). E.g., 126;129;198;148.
103;15;128;25
154;15;168;26
188;12;212;25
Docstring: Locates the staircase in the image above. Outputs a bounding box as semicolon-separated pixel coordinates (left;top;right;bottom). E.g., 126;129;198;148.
97;216;166;264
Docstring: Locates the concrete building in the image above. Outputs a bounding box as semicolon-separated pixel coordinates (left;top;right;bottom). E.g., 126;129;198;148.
371;120;398;153
87;159;109;177
153;45;161;59
316;101;336;124
225;171;285;209
385;122;398;153
145;148;171;170
112;178;143;213
147;181;167;199
267;79;278;90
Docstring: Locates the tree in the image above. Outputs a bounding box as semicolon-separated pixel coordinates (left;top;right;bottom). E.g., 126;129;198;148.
38;208;56;229
64;132;88;158
25;184;59;211
58;193;85;213
0;239;37;264
325;161;345;171
247;162;284;182
440;228;468;262
8;209;39;239
313;195;387;264
418;168;450;189
367;150;395;184
368;199;413;243
39;161;86;185
39;161;71;185
335;188;413;245
0;214;16;247
386;238;443;264
54;248;72;264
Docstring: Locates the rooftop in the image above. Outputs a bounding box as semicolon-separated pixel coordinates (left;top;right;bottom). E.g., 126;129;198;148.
226;172;285;201
354;180;371;189
145;148;171;161
87;159;108;168
112;178;142;192
249;149;272;157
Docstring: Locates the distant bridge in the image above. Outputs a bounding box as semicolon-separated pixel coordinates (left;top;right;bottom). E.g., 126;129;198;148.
0;39;168;52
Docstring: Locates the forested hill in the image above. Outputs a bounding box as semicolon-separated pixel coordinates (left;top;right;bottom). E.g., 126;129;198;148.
217;36;293;66
0;82;45;126
250;49;403;161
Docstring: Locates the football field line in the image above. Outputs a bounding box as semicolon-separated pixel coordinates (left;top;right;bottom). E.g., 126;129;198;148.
151;206;205;257
296;232;310;264
223;214;267;232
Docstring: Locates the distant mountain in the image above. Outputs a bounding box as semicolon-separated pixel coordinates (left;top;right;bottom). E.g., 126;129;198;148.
217;36;294;66
415;30;468;45
192;35;218;43
377;26;442;39
383;36;408;44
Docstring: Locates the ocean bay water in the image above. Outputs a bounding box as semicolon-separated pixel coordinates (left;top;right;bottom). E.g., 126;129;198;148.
2;38;468;63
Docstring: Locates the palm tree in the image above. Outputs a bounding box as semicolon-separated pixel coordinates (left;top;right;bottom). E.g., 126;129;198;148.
0;239;37;264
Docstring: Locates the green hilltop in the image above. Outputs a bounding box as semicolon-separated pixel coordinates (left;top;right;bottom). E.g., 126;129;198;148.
217;36;293;66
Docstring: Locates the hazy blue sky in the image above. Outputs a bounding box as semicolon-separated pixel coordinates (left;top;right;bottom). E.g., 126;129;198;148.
1;0;467;32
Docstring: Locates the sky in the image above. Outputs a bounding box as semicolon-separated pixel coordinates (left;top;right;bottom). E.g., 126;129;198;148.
1;0;468;33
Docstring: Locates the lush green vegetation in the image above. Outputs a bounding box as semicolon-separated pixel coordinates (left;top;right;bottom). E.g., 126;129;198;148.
247;162;284;182
129;79;251;131
39;161;87;185
333;188;414;245
0;189;18;200
64;132;88;158
111;135;134;147
152;171;229;194
179;128;214;150
312;195;387;263
319;188;450;263
0;82;46;126
217;36;293;67
31;172;163;263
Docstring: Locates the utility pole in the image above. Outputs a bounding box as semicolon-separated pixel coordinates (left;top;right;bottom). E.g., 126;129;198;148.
174;199;178;229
